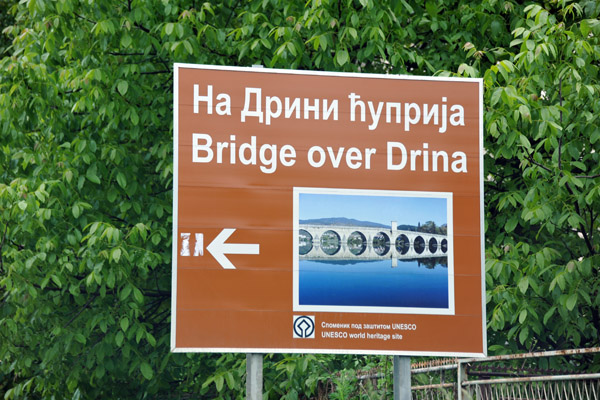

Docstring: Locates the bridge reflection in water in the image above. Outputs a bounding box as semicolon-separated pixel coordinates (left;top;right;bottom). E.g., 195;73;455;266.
298;221;448;267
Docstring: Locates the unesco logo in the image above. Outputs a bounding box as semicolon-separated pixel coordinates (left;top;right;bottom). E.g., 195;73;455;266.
293;316;315;339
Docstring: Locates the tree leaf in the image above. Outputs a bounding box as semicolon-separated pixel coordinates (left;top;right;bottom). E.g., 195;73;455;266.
215;375;224;392
335;49;349;66
519;326;529;344
120;284;132;301
566;293;577;311
86;165;101;184
117;80;128;95
120;317;129;332
518;309;527;323
133;287;144;303
116;172;127;188
518;277;529;294
140;362;153;380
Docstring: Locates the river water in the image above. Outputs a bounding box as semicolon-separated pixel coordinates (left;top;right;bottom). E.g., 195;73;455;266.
298;258;448;309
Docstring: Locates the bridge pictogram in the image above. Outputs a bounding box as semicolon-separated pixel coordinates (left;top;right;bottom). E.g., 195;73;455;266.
298;221;448;265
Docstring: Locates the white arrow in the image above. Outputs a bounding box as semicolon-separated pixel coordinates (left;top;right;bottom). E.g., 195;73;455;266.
206;228;260;269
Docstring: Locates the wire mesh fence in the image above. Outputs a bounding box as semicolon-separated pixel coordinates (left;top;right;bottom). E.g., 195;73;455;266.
469;375;600;400
411;347;600;400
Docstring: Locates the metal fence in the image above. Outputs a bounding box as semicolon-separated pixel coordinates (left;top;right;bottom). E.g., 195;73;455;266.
411;347;600;400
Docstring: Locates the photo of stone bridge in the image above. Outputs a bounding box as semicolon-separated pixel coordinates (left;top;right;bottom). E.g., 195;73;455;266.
298;221;448;264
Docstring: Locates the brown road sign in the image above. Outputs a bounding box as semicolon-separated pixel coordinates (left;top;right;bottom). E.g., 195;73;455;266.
172;64;485;356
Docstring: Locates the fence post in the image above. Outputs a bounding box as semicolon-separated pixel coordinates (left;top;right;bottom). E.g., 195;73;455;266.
457;360;467;400
246;353;263;400
393;356;411;400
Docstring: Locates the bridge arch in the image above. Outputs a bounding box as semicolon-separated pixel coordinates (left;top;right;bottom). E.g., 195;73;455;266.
298;223;448;260
373;232;390;256
395;234;410;255
414;236;425;254
320;230;341;255
299;229;313;255
429;237;438;254
348;231;367;255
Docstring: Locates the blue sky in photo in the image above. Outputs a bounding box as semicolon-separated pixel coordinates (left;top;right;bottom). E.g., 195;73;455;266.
299;192;447;226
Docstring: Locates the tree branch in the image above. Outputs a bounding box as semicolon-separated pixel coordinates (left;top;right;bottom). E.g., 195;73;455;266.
140;70;170;75
225;0;242;28
574;173;600;179
107;51;148;56
563;181;596;256
527;156;552;173
558;76;563;171
63;293;99;328
134;22;151;34
73;12;96;25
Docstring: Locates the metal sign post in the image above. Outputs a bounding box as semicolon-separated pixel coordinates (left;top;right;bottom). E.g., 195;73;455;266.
245;64;265;400
393;356;411;400
246;353;263;400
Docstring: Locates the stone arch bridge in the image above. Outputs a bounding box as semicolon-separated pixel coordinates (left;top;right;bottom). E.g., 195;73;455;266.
299;222;448;262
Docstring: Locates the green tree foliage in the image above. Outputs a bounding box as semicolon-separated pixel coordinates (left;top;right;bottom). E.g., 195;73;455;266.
484;1;600;354
0;0;16;56
415;221;447;235
1;0;599;397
